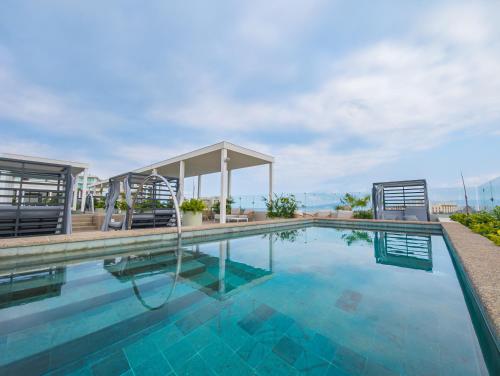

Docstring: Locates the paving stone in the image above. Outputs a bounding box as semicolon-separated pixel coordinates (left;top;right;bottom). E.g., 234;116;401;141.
256;352;299;376
237;337;272;368
199;338;234;374
91;350;130;376
239;313;266;335
161;336;197;373
273;336;304;365
176;354;215;376
293;350;330;375
123;337;157;369
362;359;399;376
254;304;276;321
147;324;184;352
132;352;172;376
331;345;366;376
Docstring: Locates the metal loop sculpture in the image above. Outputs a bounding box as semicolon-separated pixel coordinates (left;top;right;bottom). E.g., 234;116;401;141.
127;173;182;234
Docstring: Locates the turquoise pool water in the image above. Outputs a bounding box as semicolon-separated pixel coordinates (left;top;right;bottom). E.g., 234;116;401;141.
0;225;493;375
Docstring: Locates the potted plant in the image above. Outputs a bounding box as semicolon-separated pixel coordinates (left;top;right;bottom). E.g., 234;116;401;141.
180;198;206;226
94;197;106;213
114;193;128;214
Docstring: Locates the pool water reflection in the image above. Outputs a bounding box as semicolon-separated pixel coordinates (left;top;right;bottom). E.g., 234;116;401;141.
0;226;492;375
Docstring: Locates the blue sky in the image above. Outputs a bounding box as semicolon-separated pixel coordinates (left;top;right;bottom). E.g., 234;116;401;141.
0;0;499;196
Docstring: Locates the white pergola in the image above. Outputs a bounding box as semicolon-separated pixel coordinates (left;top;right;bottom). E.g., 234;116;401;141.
131;141;274;223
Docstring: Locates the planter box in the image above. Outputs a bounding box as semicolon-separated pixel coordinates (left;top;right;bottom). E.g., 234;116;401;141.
335;210;353;219
182;211;202;226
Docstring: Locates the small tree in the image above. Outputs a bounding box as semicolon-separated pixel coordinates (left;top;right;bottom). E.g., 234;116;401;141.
335;193;370;210
336;193;372;218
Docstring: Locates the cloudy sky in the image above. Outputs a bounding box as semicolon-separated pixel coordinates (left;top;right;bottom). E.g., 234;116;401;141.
1;0;499;195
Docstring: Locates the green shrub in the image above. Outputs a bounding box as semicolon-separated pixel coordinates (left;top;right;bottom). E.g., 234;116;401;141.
180;198;206;213
212;197;234;214
335;193;370;211
450;207;500;246
264;194;298;218
353;210;373;219
492;206;500;221
94;197;106;209
334;204;351;210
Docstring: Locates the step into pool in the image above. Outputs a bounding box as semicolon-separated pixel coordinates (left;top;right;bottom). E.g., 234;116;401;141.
0;225;495;375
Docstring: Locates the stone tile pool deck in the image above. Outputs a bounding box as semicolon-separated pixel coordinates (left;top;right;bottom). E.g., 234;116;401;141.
0;217;498;358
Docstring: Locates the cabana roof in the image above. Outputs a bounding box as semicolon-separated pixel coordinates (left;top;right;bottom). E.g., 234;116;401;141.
132;141;274;178
0;153;89;176
98;141;274;224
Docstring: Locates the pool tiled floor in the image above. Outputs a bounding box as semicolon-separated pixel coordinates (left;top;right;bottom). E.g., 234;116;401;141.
0;226;492;375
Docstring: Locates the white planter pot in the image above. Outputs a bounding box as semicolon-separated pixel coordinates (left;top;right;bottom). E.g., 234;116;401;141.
336;210;353;219
182;211;202;226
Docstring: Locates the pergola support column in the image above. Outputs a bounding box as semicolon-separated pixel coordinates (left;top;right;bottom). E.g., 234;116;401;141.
197;175;202;199
80;169;89;213
219;240;227;294
72;173;79;211
220;148;228;223
178;160;185;205
268;162;273;202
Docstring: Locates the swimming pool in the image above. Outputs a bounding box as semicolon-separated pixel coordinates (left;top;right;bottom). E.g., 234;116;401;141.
0;224;493;375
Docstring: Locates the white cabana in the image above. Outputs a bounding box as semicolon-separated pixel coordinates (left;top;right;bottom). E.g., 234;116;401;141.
131;141;274;223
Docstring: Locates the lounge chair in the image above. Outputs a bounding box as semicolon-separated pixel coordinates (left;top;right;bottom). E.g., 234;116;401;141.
0;205;64;237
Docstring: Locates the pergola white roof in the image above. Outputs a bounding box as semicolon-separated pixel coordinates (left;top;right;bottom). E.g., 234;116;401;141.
105;141;274;223
133;141;274;177
0;153;89;175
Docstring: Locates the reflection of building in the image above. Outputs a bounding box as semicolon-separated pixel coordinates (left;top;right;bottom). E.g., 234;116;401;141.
477;176;499;211
77;174;100;191
374;232;432;271
0;267;66;308
104;239;273;300
431;203;458;214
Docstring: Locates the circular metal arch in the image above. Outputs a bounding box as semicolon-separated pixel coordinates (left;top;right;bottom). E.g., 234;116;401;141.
127;173;182;234
131;237;183;311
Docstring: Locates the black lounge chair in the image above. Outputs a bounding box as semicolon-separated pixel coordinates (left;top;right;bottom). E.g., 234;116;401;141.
0;205;64;237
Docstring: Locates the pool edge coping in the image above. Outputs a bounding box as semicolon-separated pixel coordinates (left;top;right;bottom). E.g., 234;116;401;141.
441;222;500;358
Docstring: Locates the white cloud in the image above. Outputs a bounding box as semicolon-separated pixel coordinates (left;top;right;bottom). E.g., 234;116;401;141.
417;2;496;45
0;138;54;157
235;0;328;49
2;1;499;193
0;55;124;137
149;1;500;189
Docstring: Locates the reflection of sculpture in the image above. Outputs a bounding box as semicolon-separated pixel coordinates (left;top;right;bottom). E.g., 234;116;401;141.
0;267;66;308
374;232;432;271
104;237;183;311
104;238;272;304
341;230;373;246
